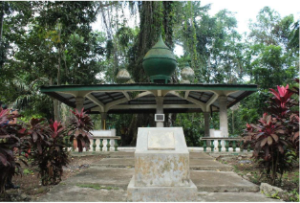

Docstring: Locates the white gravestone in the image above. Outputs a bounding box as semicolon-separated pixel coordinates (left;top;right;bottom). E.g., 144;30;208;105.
127;127;197;202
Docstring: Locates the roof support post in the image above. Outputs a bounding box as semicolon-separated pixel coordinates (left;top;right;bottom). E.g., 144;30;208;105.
75;97;84;111
156;97;164;127
101;112;107;130
203;112;210;137
218;95;228;138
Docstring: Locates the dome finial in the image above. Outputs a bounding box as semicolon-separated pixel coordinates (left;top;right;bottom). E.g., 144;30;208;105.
116;68;131;83
181;63;195;84
142;35;177;84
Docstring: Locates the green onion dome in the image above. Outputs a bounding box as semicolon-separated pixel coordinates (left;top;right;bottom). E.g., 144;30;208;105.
142;35;177;83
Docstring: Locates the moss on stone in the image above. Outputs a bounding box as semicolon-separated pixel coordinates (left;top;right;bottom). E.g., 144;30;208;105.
76;183;119;190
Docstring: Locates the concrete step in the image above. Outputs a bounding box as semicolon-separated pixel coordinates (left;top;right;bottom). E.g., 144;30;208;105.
106;152;214;158
93;158;135;168
63;167;134;190
191;171;259;192
38;184;127;202
37;161;276;202
190;152;214;159
70;151;110;157
93;157;232;171
60;168;259;193
106;151;135;159
197;192;282;202
106;152;214;159
39;188;281;202
189;159;232;171
38;187;280;202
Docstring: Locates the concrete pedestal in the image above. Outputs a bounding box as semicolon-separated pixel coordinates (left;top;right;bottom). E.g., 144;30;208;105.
127;177;197;202
127;127;197;202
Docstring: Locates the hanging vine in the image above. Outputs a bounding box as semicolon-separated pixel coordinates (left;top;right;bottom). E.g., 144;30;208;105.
182;2;201;82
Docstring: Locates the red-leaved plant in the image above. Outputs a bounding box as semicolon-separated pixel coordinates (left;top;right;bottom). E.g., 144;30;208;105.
27;118;50;154
1;107;95;192
0;109;27;194
269;85;294;118
287;79;299;156
67;108;93;152
243;82;299;185
31;121;69;185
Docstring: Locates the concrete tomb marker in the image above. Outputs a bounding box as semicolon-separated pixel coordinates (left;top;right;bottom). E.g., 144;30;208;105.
127;127;197;202
147;131;175;150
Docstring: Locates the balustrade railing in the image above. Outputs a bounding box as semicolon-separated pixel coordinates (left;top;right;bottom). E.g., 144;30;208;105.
64;136;121;152
64;136;251;153
200;137;251;153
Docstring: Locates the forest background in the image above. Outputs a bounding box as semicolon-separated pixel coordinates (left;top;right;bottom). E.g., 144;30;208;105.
0;1;298;146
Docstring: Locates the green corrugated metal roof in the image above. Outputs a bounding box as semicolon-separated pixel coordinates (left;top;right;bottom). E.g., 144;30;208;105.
40;83;257;114
41;83;257;92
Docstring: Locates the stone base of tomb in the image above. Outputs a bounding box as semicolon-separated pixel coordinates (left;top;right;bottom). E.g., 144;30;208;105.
126;127;198;202
127;176;197;202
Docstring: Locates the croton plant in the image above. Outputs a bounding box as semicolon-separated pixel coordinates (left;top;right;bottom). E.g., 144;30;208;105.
0;109;28;194
68;108;93;152
243;80;299;184
0;107;93;193
31;120;70;185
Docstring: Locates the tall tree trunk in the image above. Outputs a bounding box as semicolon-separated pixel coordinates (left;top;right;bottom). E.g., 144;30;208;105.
99;1;119;71
50;77;59;121
122;2;177;145
0;2;5;69
129;1;163;82
55;46;62;121
0;2;4;43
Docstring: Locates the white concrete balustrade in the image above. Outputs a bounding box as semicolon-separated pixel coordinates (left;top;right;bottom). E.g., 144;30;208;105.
65;129;121;152
90;129;117;151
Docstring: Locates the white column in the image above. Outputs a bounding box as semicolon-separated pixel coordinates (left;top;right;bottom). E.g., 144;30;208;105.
75;97;84;111
203;112;210;137
218;95;228;137
156;97;164;127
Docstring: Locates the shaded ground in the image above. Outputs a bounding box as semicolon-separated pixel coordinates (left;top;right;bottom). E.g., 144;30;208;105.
1;154;106;201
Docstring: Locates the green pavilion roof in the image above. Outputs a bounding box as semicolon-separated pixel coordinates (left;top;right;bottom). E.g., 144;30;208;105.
40;83;257;114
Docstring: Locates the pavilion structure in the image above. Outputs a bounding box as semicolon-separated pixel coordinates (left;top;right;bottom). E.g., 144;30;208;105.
41;83;256;139
40;36;257;140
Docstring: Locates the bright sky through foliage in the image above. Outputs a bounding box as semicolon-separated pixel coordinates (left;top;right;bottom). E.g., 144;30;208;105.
172;0;300;56
92;0;299;58
202;0;300;34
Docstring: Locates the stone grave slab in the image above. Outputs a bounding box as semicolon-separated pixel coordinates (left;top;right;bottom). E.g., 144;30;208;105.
127;127;197;202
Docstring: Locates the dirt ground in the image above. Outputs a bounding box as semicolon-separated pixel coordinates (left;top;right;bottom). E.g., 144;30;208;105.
213;153;299;200
1;154;106;202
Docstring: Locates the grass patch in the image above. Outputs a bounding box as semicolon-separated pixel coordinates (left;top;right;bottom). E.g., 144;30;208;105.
34;187;48;194
76;183;119;190
23;168;34;175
